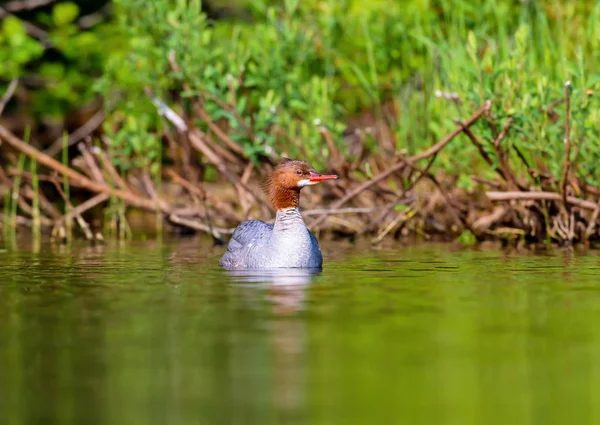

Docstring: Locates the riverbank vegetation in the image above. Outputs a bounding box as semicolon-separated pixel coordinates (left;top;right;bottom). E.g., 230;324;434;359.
1;0;600;246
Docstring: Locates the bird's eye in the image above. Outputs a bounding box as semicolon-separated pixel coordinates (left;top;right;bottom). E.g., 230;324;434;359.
296;169;303;175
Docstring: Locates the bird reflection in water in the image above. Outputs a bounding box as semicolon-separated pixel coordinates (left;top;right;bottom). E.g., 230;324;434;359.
226;268;321;315
226;268;320;418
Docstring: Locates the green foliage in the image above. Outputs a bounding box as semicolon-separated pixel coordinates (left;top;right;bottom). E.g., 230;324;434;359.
4;0;600;189
97;0;600;185
457;230;477;245
0;1;119;118
52;2;80;26
0;16;44;79
100;0;345;167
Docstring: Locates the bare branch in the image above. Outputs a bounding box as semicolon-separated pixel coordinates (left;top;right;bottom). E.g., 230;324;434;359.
0;79;18;117
487;191;596;211
0;0;55;17
309;101;491;228
45;110;105;157
0;124;170;213
561;80;572;210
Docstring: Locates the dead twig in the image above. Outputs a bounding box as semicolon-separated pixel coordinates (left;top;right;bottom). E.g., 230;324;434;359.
372;208;415;245
584;197;600;240
166;168;233;238
0;79;18;117
77;3;112;29
3;214;43;228
319;126;341;165
57;193;110;227
168;214;235;236
561;81;572;211
204;91;255;140
45;110;105;157
77;142;105;183
453;119;493;166
359;195;416;235
486;191;597;211
471;176;502;189
0;124;169;213
94;148;131;191
49;177;99;241
14;189;53;227
512;143;540;185
304;197;415;216
166;169;205;199
236;161;254;216
411;100;492;162
492;118;519;189
471;206;508;237
308;101;491;228
167;51;247;159
0;0;55;16
194;103;247;158
193;130;240;165
21;186;61;220
148;92;270;211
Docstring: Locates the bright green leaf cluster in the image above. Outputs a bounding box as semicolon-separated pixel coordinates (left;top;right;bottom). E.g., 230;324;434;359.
0;16;44;79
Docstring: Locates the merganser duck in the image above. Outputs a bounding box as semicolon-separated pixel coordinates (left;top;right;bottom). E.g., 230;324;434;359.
219;158;338;269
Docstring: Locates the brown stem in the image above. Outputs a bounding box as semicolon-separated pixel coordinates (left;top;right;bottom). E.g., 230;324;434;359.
372;209;414;245
168;214;234;236
0;124;169;213
471;175;502;189
237;161;254;215
50;177;97;240
359;195;416;235
148;91;271;212
584;197;600;240
14;190;52;226
487;191;596;211
204;91;255;140
57;193;110;226
0;0;55;16
308;101;491;228
166;169;205;198
305;197;415;216
21;186;62;220
492;118;520;189
45;110;104;157
167;50;247;159
77;142;105;183
412;101;492;162
0;79;18;117
94;148;131;191
512;143;539;185
193;129;240;165
561;81;572;210
401;156;468;229
193;103;247;157
166;169;241;223
453;119;493;166
319;126;341;165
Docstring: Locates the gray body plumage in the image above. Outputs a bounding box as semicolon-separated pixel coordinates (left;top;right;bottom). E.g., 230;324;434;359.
219;208;323;269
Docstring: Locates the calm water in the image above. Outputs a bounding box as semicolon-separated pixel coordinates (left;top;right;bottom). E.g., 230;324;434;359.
1;238;600;424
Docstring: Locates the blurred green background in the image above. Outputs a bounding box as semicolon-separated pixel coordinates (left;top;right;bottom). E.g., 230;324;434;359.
1;0;599;182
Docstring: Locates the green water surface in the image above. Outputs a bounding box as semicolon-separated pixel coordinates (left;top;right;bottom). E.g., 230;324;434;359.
1;238;600;425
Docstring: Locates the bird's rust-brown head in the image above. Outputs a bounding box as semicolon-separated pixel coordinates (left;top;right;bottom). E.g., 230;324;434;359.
264;158;338;210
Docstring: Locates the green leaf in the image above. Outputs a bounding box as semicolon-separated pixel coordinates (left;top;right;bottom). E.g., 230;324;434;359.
458;231;477;245
467;31;477;55
52;2;80;27
2;16;25;37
